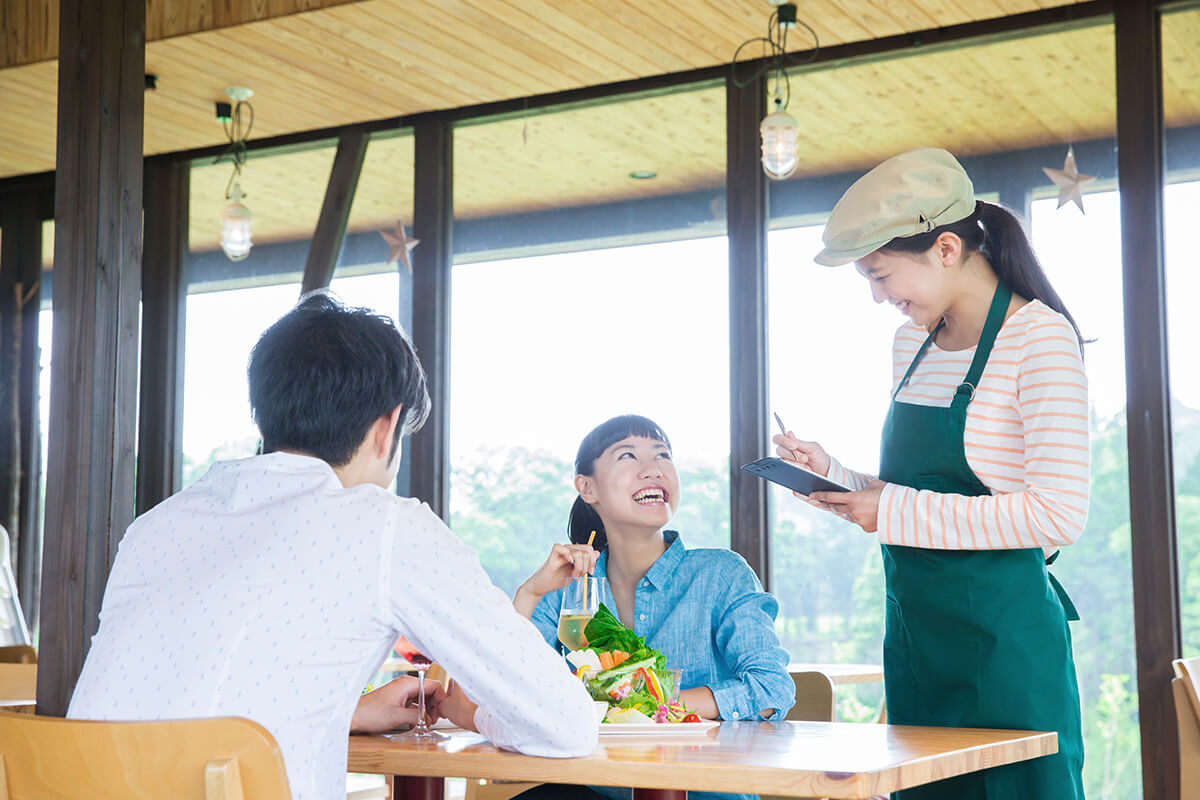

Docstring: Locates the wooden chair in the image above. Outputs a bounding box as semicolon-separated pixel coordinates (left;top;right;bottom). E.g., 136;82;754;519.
1173;657;1200;800
0;645;35;664
786;670;836;722
0;711;291;800
0;663;35;713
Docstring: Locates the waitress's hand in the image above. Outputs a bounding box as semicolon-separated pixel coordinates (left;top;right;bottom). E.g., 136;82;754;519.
513;543;599;617
811;480;885;533
771;432;831;477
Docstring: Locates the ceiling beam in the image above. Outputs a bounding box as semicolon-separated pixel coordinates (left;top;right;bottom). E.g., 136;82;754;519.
301;131;369;295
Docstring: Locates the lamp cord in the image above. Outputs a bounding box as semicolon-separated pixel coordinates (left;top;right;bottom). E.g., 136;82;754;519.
730;8;820;110
214;100;255;200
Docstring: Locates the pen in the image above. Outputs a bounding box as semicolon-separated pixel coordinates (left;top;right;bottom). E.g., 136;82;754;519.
773;412;804;464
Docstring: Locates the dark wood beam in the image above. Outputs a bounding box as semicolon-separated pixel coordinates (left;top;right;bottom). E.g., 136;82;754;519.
137;158;189;514
0;193;43;632
301;131;369;294
408;121;452;519
38;0;144;716
726;71;770;587
1114;4;1180;800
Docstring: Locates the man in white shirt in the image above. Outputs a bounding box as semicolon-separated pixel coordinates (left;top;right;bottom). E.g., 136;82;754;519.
68;293;597;800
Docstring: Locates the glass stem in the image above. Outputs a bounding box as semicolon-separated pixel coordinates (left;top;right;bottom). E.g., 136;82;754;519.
415;668;427;732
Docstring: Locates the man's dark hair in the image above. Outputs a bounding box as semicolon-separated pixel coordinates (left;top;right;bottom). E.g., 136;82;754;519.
248;292;431;467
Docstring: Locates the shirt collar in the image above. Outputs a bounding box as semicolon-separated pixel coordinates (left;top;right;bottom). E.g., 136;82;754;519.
594;530;685;591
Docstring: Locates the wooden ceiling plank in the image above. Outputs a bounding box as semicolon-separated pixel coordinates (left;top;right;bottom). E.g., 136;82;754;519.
532;0;695;74
376;0;605;93
344;1;567;101
572;0;743;66
160;28;408;129
251;11;486;108
454;0;645;79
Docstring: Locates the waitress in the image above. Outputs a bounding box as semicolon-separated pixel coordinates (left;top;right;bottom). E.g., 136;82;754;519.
773;148;1087;799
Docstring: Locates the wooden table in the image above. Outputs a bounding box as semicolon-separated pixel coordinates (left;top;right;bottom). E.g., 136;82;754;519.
788;663;883;686
348;720;1056;800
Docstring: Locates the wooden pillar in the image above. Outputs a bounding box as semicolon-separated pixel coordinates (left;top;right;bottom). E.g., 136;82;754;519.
37;0;145;716
136;158;189;514
1114;3;1180;800
0;193;44;631
301;131;369;295
726;72;770;587
408;120;453;519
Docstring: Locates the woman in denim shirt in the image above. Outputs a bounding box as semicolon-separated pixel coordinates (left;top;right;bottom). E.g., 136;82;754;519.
513;415;794;800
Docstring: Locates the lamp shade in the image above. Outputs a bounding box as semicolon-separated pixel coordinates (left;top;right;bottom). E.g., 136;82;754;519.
760;109;800;180
220;183;253;261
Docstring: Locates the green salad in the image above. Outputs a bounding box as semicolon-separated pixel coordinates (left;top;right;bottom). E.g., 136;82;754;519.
566;603;695;724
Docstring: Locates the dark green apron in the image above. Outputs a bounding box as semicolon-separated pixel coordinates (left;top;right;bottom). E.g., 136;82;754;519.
879;283;1085;800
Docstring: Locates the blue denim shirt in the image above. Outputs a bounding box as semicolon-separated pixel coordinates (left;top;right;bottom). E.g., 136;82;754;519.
532;532;794;800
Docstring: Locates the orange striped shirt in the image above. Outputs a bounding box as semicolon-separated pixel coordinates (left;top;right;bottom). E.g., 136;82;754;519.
827;300;1090;553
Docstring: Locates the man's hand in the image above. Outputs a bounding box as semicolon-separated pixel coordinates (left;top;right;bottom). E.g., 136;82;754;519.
350;676;445;734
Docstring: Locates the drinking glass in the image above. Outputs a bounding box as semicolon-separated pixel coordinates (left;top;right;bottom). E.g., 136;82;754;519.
392;636;445;741
557;575;609;651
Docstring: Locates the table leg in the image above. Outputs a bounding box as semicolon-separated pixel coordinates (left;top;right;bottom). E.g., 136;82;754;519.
392;776;444;800
633;790;686;800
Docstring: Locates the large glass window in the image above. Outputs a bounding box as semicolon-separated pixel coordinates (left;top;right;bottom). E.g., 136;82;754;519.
765;24;1138;796
1164;8;1200;660
183;134;416;489
449;85;729;597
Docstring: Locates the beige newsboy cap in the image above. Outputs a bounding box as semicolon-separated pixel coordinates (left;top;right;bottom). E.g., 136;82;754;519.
814;147;976;267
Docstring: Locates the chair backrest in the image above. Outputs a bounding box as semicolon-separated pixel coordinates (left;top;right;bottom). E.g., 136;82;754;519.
0;711;291;800
0;527;31;647
786;670;836;722
1174;658;1200;800
0;645;35;664
0;664;35;708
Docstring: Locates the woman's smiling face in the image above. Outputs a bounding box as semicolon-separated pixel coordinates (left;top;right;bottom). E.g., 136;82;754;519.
578;435;680;533
855;233;962;328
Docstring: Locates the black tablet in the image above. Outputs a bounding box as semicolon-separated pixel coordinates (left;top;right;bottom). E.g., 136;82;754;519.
740;456;852;495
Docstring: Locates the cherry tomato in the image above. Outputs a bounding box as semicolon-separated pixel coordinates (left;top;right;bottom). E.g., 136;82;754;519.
682;713;702;723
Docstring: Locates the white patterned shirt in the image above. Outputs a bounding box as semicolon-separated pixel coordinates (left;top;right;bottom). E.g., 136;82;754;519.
69;453;597;800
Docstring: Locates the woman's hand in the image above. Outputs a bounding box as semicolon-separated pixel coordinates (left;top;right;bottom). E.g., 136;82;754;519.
350;676;445;734
513;543;599;617
810;480;885;533
438;679;480;732
771;432;831;477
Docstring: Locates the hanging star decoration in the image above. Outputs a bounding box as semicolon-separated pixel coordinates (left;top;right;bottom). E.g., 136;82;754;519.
380;217;419;272
1042;145;1097;214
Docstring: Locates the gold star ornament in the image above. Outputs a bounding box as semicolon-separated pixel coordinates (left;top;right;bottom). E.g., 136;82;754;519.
380;218;419;272
1042;146;1097;214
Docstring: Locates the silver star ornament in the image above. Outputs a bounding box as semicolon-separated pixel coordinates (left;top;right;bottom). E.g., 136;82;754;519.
1042;146;1097;213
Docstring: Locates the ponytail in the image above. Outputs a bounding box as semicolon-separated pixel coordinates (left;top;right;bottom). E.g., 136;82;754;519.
881;200;1085;352
568;496;607;551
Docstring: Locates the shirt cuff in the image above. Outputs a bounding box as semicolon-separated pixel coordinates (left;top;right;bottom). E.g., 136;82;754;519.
708;679;748;721
874;482;908;545
472;707;514;751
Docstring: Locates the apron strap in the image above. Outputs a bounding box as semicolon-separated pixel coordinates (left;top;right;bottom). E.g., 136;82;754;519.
1045;550;1080;621
893;321;944;400
892;283;1012;403
951;283;1013;412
